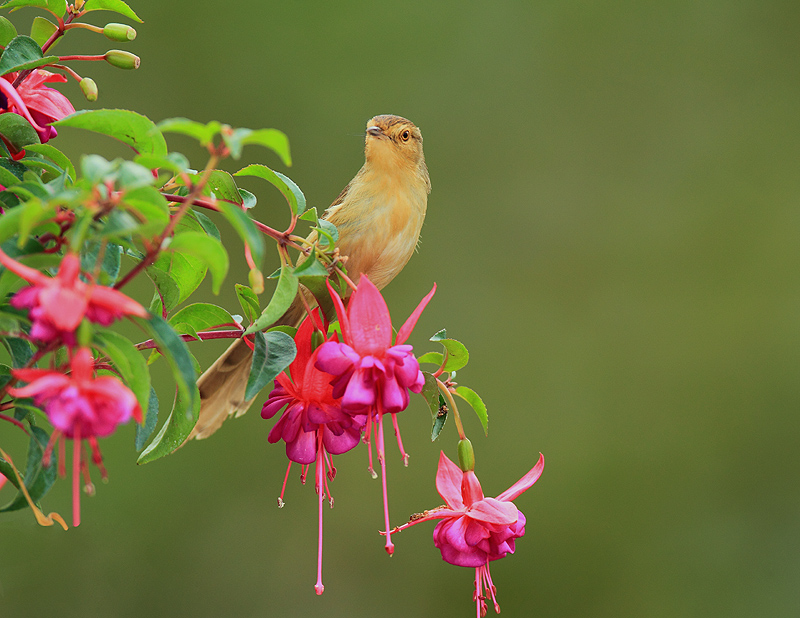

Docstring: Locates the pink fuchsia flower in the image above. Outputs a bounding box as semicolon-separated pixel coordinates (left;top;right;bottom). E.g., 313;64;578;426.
392;451;545;617
315;276;436;554
0;70;74;149
9;348;142;526
0;249;148;344
261;310;366;594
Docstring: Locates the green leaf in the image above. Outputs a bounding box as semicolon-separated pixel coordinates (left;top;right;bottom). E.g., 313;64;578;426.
54;109;167;156
244;330;296;400
23;143;75;181
239;128;291;166
169;302;235;332
429;330;469;372
0;161;21;186
135;386;159;451
294;255;330;304
137;382;200;464
134;152;190;175
315;219;338;249
167;231;229;294
2;336;33;367
82;0;143;22
191;209;221;241
17;198;55;245
146;264;180;315
234;164;306;215
0;426;56;513
0;16;17;46
417;351;444;366
420;372;448;441
0;35;57;75
244;264;298;334
1;0;67;16
157;117;221;146
215;200;265;270
147;216;209;310
239;187;256;210
235;284;260;324
205;169;242;205
93;329;150;420
455;385;488;436
0;112;40;151
139;314;197;412
298;207;318;223
0;204;23;243
81;240;121;285
30;16;57;48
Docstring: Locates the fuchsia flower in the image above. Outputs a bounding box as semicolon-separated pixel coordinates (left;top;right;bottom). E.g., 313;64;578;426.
261;310;366;594
315;276;436;554
0;249;148;344
9;348;142;527
0;69;74;147
393;451;545;617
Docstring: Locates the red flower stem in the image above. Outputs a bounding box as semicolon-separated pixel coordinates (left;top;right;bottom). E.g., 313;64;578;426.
0;412;29;435
12;11;78;87
436;377;467;441
376;413;395;555
278;461;292;508
333;266;358;292
72;428;81;527
64;22;103;34
45;63;83;82
55;54;105;62
134;328;244;351
390;413;409;467
315;434;325;595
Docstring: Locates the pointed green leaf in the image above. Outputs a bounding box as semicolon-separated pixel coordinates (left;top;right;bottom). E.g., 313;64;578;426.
239;128;291;166
24;143;75;181
420;372;448;441
244;264;298;334
0;35;57;75
205;169;241;205
53;109;167;156
139;314;197;411
134;152;190;175
137;382;200;463
82;0;142;22
0;17;17;46
0;112;40;151
167;231;228;294
30;16;57;48
215;200;264;269
298;207;318;223
169;302;235;332
455;385;488;436
235;284;260;324
135;386;159;451
417;351;444;366
157;117;220;145
244;330;296;400
0;426;56;512
234;164;305;215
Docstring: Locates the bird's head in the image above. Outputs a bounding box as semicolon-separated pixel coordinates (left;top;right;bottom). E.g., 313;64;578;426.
364;115;427;179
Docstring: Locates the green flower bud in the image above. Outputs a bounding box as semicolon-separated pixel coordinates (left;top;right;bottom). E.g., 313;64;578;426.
457;438;475;472
103;23;137;42
79;77;98;102
104;50;140;70
249;268;264;294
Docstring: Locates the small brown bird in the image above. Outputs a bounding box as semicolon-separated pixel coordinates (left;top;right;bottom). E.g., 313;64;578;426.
189;115;430;440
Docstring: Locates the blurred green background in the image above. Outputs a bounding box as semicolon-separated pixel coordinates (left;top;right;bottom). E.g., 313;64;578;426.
3;0;800;616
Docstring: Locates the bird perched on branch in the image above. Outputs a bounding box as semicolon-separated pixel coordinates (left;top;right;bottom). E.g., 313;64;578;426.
188;114;431;440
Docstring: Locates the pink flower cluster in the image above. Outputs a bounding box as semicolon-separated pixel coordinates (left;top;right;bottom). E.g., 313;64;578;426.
1;248;148;526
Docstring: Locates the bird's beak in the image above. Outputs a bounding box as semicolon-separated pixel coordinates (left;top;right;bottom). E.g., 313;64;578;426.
366;126;383;137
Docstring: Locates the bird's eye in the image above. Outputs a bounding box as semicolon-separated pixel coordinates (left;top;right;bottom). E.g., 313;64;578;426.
400;130;411;141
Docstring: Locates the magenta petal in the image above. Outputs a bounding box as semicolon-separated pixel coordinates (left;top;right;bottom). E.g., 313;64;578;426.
286;428;317;464
468;498;519;526
380;375;408;413
342;367;376;409
315;342;357;376
322;424;361;455
464;518;491;547
496;453;545;502
267;414;287;443
395;282;436;345
435;451;466;510
346;276;393;355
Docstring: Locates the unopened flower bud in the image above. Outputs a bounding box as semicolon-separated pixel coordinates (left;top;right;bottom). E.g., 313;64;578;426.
104;49;140;70
249;268;264;294
457;438;475;472
103;23;137;41
79;77;98;102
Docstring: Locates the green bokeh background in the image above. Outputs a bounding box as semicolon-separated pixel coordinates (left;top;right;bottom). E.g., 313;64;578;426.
3;1;800;616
